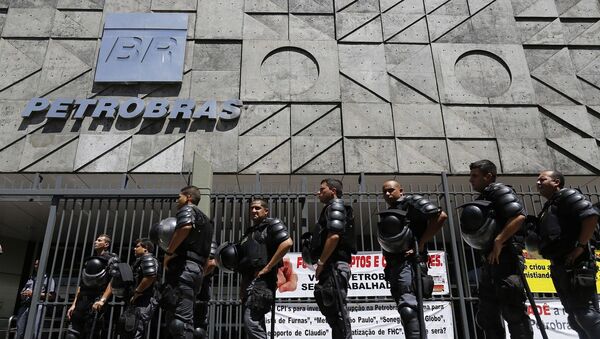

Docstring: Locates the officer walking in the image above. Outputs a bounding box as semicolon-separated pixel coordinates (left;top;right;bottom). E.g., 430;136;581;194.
311;178;356;339
194;240;218;339
130;238;159;339
66;234;119;339
462;160;533;338
162;185;213;339
378;180;447;338
535;170;600;338
237;199;293;339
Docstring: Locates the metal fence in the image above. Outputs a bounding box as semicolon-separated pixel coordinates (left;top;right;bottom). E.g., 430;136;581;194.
7;173;600;339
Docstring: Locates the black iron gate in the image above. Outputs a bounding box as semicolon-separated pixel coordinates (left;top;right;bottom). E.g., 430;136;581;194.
10;173;600;339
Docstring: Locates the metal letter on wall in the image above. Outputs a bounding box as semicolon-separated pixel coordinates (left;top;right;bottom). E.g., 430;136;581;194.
95;13;188;83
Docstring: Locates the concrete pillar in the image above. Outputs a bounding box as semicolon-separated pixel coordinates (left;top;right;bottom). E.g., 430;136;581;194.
191;151;212;215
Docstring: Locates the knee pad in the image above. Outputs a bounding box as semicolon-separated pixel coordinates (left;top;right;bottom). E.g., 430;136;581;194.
169;318;186;336
573;308;600;331
399;307;417;323
65;329;80;339
194;327;208;339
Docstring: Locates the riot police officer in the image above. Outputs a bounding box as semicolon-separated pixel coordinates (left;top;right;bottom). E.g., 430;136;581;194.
308;178;356;339
66;234;119;339
237;199;293;339
162;186;213;339
535;170;600;338
130;238;159;339
194;240;218;339
462;160;533;338
379;180;447;338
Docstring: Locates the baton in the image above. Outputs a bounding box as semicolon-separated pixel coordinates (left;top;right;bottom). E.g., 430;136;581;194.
414;240;426;339
330;265;350;338
270;293;276;339
520;270;548;339
89;310;99;339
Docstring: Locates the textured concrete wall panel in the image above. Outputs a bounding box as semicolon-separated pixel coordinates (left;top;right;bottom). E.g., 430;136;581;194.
0;1;597;174
393;104;444;138
196;0;244;39
448;139;501;174
342;103;393;137
397;139;449;173
344;138;397;173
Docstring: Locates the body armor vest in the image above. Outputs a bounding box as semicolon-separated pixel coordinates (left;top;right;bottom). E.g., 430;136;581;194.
176;205;214;264
238;223;269;274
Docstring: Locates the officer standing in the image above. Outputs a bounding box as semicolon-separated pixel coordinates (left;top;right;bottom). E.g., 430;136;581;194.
15;259;56;339
194;240;218;339
312;178;356;339
130;238;159;339
462;160;533;338
162;185;213;339
66;234;119;339
535;170;600;337
237;199;293;339
379;180;447;338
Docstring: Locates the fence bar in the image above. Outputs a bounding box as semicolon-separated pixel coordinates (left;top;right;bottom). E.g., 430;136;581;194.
441;172;471;339
23;195;60;339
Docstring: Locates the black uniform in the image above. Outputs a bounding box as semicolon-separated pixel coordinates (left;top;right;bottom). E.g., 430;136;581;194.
537;189;600;338
475;183;533;339
379;195;440;339
239;218;290;339
164;204;213;339
312;198;356;339
131;253;159;339
67;251;119;339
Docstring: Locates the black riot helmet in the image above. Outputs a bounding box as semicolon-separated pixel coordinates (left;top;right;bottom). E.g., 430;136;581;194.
377;209;414;254
81;256;110;288
149;217;176;251
458;201;498;250
215;241;239;274
209;240;219;259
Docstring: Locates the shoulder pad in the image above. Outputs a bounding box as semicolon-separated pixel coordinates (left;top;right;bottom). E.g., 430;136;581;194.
140;255;158;276
404;194;441;216
556;188;597;220
484;183;524;218
104;253;120;266
266;218;290;245
326;199;347;234
176;205;195;228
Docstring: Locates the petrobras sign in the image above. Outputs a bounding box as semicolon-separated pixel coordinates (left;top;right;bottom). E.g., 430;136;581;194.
95;13;187;83
21;98;242;121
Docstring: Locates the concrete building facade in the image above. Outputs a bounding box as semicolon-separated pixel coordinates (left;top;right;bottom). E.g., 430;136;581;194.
0;0;598;176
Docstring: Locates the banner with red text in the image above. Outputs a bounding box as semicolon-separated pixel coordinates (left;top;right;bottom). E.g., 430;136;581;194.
275;251;449;298
265;301;454;339
524;300;578;338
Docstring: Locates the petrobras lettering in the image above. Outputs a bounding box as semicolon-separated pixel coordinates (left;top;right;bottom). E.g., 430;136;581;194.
20;98;243;121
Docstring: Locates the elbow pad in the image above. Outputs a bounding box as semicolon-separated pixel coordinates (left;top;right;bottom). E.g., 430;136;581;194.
556;188;598;221
140;255;158;276
326;199;347;234
484;183;524;219
266;218;290;247
405;194;441;217
176;205;195;228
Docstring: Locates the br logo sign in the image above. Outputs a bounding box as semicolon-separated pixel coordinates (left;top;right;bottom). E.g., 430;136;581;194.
95;13;187;83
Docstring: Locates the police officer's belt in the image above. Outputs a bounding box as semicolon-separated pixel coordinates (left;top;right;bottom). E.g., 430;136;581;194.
184;251;206;266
